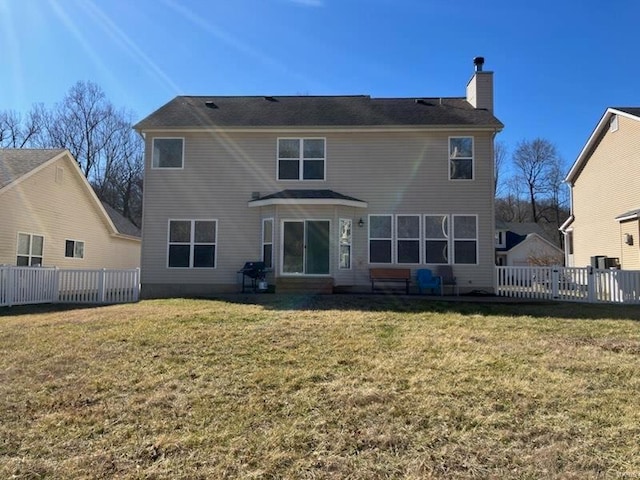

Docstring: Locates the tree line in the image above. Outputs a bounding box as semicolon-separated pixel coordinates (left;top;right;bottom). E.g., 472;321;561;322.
495;138;570;247
0;81;143;227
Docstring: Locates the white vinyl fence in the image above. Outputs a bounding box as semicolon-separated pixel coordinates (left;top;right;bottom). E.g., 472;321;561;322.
0;266;140;307
496;266;640;304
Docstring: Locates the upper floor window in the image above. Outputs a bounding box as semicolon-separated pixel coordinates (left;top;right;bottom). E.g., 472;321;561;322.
278;138;325;180
449;137;473;180
65;239;85;259
153;138;184;169
17;233;44;266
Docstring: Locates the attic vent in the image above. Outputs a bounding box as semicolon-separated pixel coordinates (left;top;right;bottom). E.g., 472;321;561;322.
264;96;277;102
205;101;218;109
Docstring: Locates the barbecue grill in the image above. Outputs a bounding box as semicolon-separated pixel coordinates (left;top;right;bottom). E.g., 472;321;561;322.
238;261;267;293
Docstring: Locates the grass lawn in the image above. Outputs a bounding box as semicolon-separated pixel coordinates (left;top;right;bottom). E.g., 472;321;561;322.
1;295;639;479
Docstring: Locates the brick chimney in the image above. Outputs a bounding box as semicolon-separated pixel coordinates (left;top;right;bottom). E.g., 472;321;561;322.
466;56;494;113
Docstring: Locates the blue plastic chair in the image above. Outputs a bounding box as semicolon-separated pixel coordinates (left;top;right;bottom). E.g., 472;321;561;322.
416;269;442;295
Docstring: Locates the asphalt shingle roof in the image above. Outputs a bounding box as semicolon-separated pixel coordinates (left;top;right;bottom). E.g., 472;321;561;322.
135;95;503;130
0;149;65;190
251;189;365;203
101;201;141;238
614;107;640;117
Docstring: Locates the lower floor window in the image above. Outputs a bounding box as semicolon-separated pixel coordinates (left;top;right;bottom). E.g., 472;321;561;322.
339;218;352;269
168;220;217;268
17;233;44;266
368;214;478;265
453;215;477;264
65;239;85;259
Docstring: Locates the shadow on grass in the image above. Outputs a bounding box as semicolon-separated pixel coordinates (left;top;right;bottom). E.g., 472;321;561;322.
2;294;639;322
206;293;640;322
0;302;100;318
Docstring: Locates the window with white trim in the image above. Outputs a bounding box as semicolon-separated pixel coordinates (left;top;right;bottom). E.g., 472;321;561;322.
424;215;449;264
449;137;474;180
339;218;352;269
369;215;392;263
396;215;420;264
262;218;273;269
453;215;478;264
17;233;44;266
153;138;184;169
168;220;217;268
277;138;325;180
65;239;85;259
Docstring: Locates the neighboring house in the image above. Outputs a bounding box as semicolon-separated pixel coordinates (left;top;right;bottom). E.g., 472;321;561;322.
0;149;141;269
495;222;564;266
134;57;503;297
562;107;640;269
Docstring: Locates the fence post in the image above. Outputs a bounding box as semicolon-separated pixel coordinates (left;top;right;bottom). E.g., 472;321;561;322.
587;266;595;303
98;268;106;303
551;266;559;300
7;266;15;307
134;268;141;302
52;267;60;303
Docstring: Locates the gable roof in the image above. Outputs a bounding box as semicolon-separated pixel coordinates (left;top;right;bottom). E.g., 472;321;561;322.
496;221;547;237
135;95;503;131
508;232;564;256
101;201;141;238
0;149;66;189
0;149;140;241
565;107;640;185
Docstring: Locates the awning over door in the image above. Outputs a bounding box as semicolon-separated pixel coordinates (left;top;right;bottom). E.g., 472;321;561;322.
248;189;367;208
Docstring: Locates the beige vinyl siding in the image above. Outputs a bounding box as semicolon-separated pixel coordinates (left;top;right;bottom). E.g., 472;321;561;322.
140;129;496;294
0;156;140;269
620;220;640;270
571;115;640;269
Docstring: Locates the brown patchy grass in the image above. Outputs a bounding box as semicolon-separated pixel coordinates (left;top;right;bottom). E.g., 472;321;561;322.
1;296;640;479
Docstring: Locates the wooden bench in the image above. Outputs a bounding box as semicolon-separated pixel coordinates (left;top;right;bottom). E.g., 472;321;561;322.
369;268;411;294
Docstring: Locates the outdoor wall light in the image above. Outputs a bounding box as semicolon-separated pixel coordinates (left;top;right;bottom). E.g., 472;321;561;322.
358;218;364;228
625;233;634;245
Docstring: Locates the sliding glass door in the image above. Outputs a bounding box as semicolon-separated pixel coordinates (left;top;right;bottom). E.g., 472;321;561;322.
282;220;330;275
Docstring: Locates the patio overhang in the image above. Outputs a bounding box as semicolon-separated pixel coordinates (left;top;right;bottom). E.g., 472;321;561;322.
248;189;368;208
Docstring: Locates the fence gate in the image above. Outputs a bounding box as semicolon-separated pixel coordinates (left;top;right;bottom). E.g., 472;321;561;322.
496;266;640;304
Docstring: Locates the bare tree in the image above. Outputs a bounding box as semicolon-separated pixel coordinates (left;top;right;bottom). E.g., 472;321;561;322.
0;108;43;148
3;81;144;226
494;140;507;197
512;138;560;223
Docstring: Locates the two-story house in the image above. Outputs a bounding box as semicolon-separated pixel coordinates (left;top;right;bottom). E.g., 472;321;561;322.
135;58;503;297
562;107;640;269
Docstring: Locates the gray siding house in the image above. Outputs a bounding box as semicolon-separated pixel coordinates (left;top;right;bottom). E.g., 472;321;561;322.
135;58;503;297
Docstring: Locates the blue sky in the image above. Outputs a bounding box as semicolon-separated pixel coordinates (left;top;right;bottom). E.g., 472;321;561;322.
2;0;639;173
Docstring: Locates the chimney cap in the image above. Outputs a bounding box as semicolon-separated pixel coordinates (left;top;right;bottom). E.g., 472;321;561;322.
473;56;485;72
